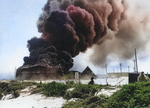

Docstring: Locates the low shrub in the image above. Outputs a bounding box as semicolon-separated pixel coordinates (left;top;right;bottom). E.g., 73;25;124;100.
63;84;102;100
66;81;76;88
106;81;150;108
62;95;108;108
0;92;3;100
0;81;36;98
14;90;20;98
31;87;43;94
42;81;68;97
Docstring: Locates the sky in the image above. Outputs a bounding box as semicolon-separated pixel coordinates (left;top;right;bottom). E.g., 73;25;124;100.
1;0;150;80
0;0;47;79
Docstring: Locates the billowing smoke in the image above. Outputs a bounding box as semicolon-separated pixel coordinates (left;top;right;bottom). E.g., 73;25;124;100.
89;0;150;66
23;0;150;72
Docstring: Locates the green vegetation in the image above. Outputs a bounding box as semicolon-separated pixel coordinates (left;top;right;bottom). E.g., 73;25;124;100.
106;81;150;108
62;95;108;108
42;81;67;97
63;81;150;108
0;81;36;99
65;81;77;88
31;83;43;94
1;80;150;108
32;81;81;97
14;90;20;98
0;92;3;99
63;84;102;100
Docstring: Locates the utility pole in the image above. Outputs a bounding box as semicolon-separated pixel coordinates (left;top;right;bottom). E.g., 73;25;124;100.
133;59;136;72
135;49;138;73
128;66;130;73
113;69;115;73
105;64;108;85
120;63;122;73
105;64;107;74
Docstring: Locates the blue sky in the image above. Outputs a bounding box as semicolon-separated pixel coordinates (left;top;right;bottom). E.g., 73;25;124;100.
1;0;150;80
0;0;47;79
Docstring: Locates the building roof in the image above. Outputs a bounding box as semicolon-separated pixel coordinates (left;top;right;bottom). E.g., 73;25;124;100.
17;64;61;70
80;66;97;79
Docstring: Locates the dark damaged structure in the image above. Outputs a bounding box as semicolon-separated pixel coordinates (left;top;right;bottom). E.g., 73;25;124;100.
16;64;63;80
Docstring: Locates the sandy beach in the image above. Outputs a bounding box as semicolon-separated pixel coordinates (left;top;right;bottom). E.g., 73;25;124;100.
1;94;66;108
0;87;67;108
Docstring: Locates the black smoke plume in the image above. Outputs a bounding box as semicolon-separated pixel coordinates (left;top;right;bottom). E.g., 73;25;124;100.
22;0;150;72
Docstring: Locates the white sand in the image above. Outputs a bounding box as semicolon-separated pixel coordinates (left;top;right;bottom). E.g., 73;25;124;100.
0;94;66;108
0;86;66;108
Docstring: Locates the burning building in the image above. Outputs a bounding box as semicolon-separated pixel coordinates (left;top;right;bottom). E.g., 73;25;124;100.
16;64;63;80
16;0;149;80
